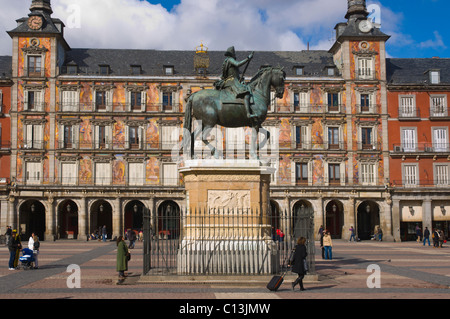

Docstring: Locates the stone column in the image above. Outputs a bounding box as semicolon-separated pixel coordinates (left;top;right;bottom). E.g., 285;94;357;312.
78;197;87;240
343;197;356;240
46;196;55;240
113;197;121;238
392;198;401;242
422;199;432;234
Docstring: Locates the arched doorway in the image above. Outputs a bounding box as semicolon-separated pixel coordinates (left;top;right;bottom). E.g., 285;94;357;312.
90;200;113;240
357;201;380;240
292;200;314;240
124;200;145;232
58;200;79;239
325;200;344;239
19;200;46;241
157;201;180;239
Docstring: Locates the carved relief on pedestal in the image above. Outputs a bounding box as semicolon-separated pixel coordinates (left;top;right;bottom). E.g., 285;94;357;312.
207;190;250;213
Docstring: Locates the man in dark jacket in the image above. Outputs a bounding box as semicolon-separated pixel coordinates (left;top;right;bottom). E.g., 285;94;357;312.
423;227;430;246
8;230;21;270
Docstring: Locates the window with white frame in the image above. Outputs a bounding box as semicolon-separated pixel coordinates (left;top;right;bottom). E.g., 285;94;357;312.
357;57;374;79
324;160;345;186
401;128;417;152
161;125;180;150
95;162;111;185
403;163;418;187
399;95;416;118
327;126;341;150
430;71;440;84
434;163;449;186
24;123;44;149
94;124;112;149
294;162;311;185
359;125;377;150
94;90;112;112
128;90;146;112
61;162;77;185
226;127;246;151
128;162;144;186
24;90;44;111
126;125;144;150
430;95;447;117
162;162;178;186
432;127;448;152
360;162;377;185
326;92;341;112
294;91;309;112
61;90;79;112
26;161;42;185
295;125;311;150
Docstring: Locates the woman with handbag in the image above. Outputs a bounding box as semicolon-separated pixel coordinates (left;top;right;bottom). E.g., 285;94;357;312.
116;235;129;283
290;237;308;291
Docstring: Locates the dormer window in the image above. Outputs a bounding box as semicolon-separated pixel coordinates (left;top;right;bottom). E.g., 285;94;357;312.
430;70;440;84
99;65;110;76
67;65;78;75
294;66;304;76
131;65;142;75
327;67;336;76
164;65;174;75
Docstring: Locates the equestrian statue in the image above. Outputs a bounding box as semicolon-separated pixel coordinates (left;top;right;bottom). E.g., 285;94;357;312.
183;47;286;159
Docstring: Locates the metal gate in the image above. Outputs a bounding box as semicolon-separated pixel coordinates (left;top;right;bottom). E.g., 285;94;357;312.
143;207;314;276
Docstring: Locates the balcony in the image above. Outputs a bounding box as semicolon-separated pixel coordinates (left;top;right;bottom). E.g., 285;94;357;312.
430;107;450;119
391;143;450;153
357;142;381;151
398;107;420;120
391;179;450;189
356;104;380;115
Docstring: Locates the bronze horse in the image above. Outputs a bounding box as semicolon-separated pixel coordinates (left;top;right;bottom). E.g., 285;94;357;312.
183;67;286;159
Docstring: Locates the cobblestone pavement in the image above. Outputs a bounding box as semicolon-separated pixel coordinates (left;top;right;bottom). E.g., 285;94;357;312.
0;239;449;301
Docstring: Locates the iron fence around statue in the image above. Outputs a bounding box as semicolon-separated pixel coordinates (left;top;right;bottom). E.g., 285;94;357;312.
143;206;314;276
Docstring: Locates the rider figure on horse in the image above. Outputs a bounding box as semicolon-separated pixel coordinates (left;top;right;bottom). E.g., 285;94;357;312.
215;46;256;121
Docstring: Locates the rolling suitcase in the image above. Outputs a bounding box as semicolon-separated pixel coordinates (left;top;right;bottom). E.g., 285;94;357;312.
267;249;295;291
267;272;286;291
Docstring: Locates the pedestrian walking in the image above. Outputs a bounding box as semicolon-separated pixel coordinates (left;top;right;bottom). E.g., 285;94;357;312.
415;225;422;242
116;235;129;283
423;227;430;246
432;229;440;248
319;230;325;259
323;231;333;260
128;229;136;249
5;226;12;246
8;229;21;270
438;230;445;248
32;234;40;269
102;225;107;242
377;226;383;241
290;237;308;291
349;226;356;242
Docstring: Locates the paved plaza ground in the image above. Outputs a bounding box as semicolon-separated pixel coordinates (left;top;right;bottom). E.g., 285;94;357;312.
0;238;448;305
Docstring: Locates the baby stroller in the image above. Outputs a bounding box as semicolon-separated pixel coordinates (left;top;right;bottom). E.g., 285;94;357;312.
19;248;35;270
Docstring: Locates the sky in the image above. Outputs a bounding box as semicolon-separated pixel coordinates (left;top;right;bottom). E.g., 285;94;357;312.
0;0;448;58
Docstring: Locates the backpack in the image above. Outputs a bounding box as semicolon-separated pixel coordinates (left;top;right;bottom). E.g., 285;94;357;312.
33;241;40;250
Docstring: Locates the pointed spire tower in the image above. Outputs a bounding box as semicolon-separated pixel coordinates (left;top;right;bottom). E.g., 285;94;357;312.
345;0;369;21
29;0;53;15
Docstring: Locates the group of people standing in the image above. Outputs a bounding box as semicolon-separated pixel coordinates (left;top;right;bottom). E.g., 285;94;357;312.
416;226;447;248
5;226;40;270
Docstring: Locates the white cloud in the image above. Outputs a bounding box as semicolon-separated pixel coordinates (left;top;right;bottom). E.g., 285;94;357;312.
0;0;352;55
419;31;447;50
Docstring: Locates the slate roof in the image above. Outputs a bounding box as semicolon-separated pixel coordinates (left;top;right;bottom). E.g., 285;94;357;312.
0;56;12;79
63;49;338;78
387;58;450;85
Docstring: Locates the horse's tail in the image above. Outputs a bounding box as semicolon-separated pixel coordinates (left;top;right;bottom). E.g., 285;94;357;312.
182;95;193;151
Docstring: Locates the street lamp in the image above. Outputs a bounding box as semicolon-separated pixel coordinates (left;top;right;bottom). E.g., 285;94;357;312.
409;206;414;215
366;204;371;214
440;205;446;215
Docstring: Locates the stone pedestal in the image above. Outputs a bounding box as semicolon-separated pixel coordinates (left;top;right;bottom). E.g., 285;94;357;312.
177;159;278;275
